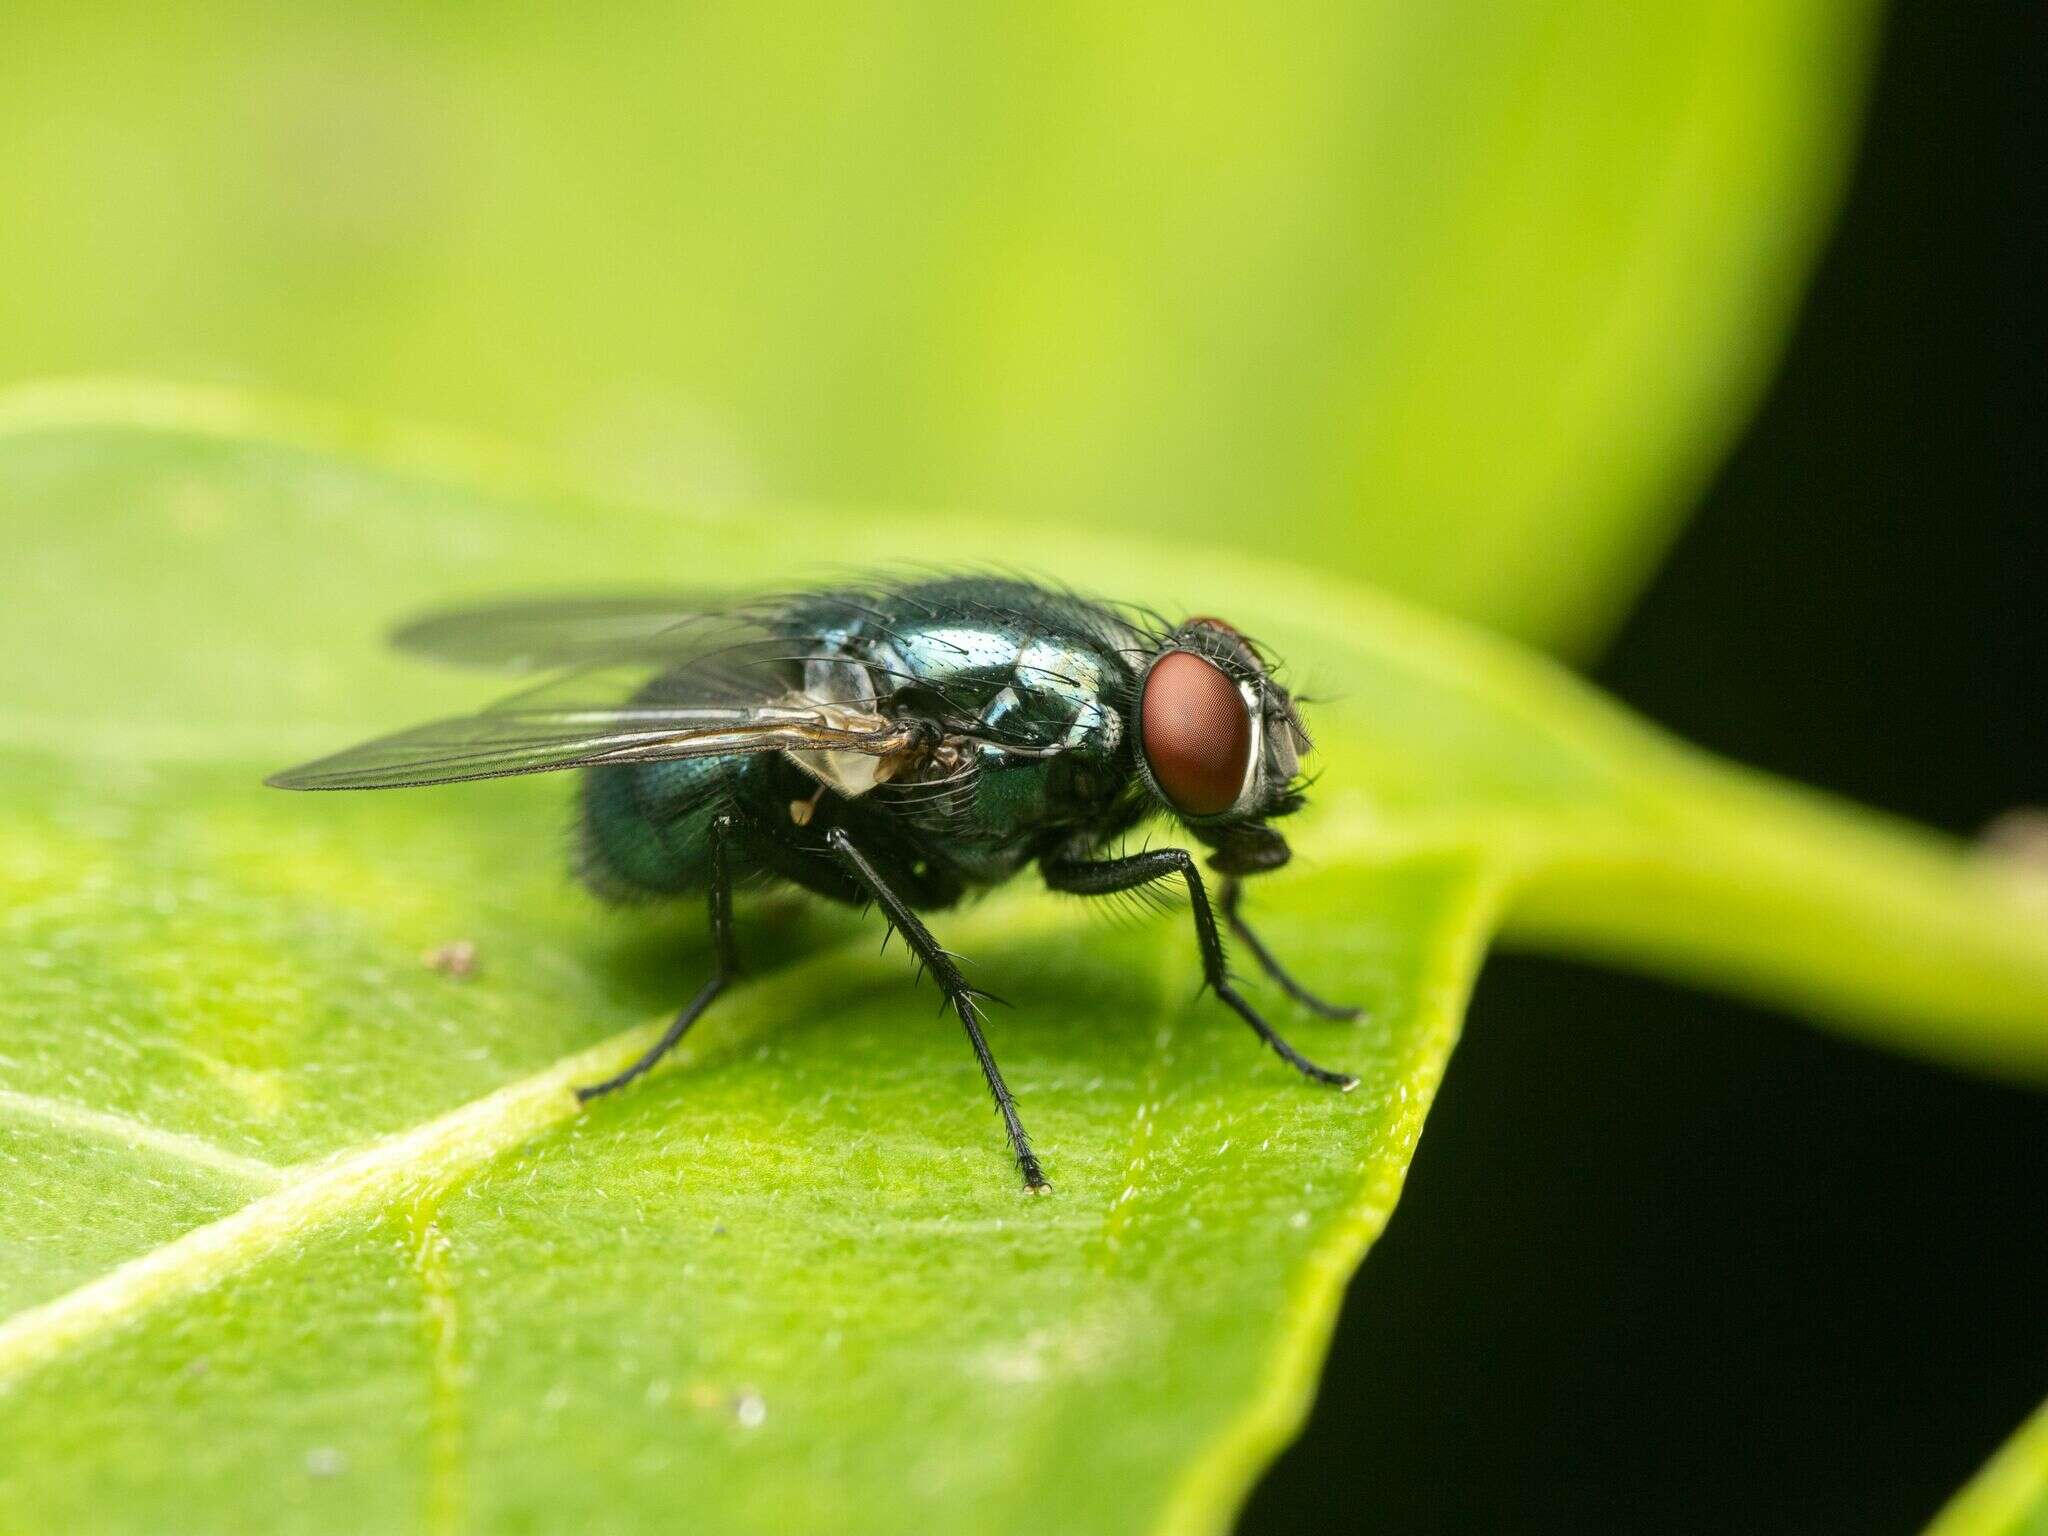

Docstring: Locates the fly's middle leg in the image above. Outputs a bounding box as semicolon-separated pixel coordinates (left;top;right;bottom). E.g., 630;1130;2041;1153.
825;826;1050;1195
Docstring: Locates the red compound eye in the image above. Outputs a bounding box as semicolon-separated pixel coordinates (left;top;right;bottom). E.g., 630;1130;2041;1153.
1140;650;1253;817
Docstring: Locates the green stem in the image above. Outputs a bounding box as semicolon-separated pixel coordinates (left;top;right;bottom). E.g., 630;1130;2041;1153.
1505;759;2048;1082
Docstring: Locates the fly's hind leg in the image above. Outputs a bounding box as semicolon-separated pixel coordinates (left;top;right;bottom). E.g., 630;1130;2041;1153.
1043;851;1357;1090
1218;877;1364;1021
824;827;1050;1194
576;812;745;1101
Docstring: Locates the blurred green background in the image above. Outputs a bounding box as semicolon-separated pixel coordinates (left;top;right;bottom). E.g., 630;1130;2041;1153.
0;1;1873;652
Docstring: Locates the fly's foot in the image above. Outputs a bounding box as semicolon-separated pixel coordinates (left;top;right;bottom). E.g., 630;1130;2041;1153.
1021;1156;1052;1195
1216;981;1357;1091
1301;1062;1360;1092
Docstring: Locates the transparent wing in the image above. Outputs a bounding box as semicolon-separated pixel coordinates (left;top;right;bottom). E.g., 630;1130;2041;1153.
277;590;962;791
266;699;924;791
389;593;741;672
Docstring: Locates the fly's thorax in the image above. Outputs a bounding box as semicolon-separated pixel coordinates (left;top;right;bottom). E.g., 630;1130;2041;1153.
724;577;1158;883
776;587;1141;807
874;618;1129;750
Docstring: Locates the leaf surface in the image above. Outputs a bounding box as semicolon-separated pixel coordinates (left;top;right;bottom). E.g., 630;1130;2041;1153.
1;393;2043;1534
1930;1401;2048;1536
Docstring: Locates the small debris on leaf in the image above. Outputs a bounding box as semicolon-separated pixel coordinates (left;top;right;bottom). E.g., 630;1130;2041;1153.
421;939;479;978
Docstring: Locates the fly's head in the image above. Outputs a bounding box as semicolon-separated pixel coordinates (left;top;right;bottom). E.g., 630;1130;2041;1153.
1131;616;1315;877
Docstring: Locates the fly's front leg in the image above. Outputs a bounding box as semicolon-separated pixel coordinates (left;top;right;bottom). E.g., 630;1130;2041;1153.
1042;851;1357;1091
576;812;746;1101
824;827;1050;1194
1218;877;1364;1021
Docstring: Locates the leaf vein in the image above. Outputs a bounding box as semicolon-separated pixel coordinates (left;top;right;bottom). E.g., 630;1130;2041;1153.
0;1087;284;1188
407;1199;467;1536
0;895;1075;1388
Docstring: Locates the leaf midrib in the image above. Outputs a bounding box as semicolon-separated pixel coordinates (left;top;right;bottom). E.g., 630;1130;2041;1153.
0;893;1098;1387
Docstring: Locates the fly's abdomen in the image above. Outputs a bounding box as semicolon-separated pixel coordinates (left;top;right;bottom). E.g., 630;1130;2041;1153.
576;755;735;901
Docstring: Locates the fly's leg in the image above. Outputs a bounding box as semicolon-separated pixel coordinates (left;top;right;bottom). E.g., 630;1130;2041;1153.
1218;877;1364;1021
824;827;1050;1194
576;813;743;1101
1043;851;1357;1090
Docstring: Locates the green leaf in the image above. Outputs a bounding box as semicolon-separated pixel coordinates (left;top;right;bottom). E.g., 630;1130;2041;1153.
0;1;1877;649
1;389;2043;1534
1929;1402;2048;1536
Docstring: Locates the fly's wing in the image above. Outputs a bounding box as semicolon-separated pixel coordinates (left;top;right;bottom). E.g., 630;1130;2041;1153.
269;616;927;791
389;594;738;673
266;697;924;790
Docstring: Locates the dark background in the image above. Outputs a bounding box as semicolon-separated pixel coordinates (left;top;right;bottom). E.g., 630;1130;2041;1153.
1247;6;2047;1532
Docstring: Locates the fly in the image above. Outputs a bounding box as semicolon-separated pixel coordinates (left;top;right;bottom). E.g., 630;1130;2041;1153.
268;576;1362;1193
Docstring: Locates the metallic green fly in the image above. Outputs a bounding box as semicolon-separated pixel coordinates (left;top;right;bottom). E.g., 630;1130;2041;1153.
270;576;1360;1192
